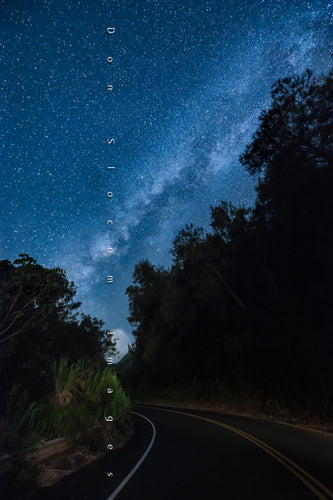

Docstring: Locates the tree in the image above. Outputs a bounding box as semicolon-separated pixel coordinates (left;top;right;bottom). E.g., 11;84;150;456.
240;69;333;175
239;69;333;402
0;255;117;398
126;69;333;415
240;70;333;332
170;224;205;267
126;261;170;383
0;254;80;344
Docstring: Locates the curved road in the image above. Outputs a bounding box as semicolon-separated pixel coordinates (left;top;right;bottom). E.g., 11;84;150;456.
31;403;333;500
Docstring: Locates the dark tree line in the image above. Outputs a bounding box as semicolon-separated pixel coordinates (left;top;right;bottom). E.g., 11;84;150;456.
126;70;333;415
0;254;117;400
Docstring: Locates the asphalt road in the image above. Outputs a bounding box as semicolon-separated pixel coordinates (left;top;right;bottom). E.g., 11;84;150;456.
30;403;333;500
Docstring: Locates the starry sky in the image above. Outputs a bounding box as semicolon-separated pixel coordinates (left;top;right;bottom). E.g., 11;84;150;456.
1;0;332;359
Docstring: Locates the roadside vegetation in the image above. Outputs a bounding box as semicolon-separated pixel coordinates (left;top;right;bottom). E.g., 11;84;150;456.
0;360;130;454
125;69;333;424
0;255;131;496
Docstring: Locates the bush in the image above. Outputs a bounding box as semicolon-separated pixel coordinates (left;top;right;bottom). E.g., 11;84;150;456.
0;358;130;454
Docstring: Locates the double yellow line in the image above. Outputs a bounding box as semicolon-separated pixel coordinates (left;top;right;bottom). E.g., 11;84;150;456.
137;405;333;500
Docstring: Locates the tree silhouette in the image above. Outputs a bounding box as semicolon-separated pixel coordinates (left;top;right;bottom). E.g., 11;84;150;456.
126;69;333;416
0;254;80;344
0;255;117;398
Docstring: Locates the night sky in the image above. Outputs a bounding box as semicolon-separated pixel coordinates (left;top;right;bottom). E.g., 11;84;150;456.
1;0;332;359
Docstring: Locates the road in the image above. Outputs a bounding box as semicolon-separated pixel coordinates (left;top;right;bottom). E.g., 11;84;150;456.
31;403;333;500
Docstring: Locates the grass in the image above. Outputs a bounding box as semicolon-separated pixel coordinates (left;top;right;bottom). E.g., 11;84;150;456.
52;358;86;407
0;357;131;455
0;385;42;453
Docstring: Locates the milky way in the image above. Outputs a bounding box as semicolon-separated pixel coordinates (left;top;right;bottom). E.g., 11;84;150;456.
1;0;332;358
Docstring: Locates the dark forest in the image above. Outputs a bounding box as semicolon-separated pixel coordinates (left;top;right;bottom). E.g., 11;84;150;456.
125;69;333;420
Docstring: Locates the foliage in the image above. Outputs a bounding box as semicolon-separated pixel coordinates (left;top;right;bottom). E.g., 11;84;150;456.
0;358;130;454
0;385;41;453
0;254;80;343
0;257;117;399
126;69;333;418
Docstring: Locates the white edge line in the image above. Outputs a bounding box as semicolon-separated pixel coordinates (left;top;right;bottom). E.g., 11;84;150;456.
106;411;156;500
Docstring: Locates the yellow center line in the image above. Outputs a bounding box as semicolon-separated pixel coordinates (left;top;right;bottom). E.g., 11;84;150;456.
136;405;333;500
215;420;333;499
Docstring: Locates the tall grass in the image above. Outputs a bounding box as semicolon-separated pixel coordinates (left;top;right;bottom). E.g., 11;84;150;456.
44;358;130;440
0;358;130;454
0;385;41;453
52;357;86;407
83;366;131;441
84;367;130;420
